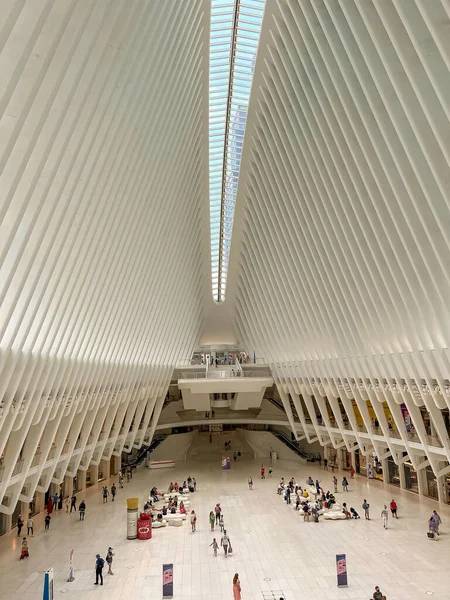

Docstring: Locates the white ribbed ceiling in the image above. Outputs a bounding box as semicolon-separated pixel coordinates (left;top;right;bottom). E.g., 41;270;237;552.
1;0;450;511
228;0;450;396
0;0;209;510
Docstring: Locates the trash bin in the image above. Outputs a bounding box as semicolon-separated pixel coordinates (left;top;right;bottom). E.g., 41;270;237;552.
137;513;152;540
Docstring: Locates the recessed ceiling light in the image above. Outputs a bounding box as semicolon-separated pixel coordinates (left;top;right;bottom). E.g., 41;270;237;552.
380;552;387;555
425;592;434;596
263;577;271;581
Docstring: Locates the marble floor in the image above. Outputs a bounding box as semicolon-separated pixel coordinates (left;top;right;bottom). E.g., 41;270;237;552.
0;447;449;600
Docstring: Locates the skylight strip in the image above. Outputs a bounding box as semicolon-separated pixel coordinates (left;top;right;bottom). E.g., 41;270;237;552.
209;0;265;302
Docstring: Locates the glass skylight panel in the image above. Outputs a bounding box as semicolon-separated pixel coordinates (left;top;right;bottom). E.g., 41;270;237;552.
209;0;265;302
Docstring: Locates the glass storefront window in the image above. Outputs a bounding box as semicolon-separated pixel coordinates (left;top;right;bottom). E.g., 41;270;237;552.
86;467;93;487
404;462;418;493
387;458;400;486
425;466;438;500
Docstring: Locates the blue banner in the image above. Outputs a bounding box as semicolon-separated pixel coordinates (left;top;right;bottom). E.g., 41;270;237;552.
336;554;348;587
163;563;174;598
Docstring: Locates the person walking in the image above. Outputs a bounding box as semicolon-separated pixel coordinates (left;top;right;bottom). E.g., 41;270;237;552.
79;500;86;521
430;510;441;535
233;573;241;600
19;537;29;560
260;465;265;479
350;466;355;479
106;547;114;575
342;476;349;491
221;530;231;557
44;514;51;531
190;510;197;532
233;451;237;462
362;499;370;520
248;476;253;490
219;514;224;532
111;484;117;502
215;503;221;524
17;514;23;536
268;465;273;478
333;476;338;493
323;458;328;470
119;473;124;488
52;493;58;509
27;516;34;536
102;487;109;504
65;497;70;513
390;499;398;519
209;511;215;531
193;478;197;491
70;494;77;513
381;505;388;529
94;554;104;585
47;498;53;515
210;538;219;556
58;493;63;510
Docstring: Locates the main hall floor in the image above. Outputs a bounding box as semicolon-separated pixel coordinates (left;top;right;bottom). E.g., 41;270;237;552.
0;451;449;600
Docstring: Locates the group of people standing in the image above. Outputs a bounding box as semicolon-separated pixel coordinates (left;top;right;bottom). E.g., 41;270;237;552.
94;546;115;585
209;503;233;559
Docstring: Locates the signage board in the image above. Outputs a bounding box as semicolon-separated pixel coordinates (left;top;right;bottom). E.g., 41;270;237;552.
163;563;174;598
336;554;348;587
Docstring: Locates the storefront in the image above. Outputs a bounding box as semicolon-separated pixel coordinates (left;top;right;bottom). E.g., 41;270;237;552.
339;449;352;471
358;453;367;477
404;460;419;493
387;457;400;486
0;513;8;536
12;500;22;529
98;460;107;483
370;452;384;481
86;466;94;487
73;472;81;493
425;466;438;500
28;492;40;516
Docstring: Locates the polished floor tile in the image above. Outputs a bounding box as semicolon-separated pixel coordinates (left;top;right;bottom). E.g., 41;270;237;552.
0;447;449;600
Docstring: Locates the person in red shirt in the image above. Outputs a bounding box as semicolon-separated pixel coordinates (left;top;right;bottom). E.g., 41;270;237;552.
390;499;398;518
260;465;265;479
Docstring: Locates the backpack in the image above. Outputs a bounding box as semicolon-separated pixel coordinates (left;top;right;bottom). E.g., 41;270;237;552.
97;558;105;569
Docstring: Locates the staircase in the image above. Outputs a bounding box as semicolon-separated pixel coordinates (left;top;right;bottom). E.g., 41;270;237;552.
186;431;254;461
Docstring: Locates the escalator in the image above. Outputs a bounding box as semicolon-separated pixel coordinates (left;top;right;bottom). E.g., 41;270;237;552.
125;436;166;469
265;394;300;421
271;429;320;462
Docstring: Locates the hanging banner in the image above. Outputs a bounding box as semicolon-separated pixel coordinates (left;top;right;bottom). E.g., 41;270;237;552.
336;554;348;587
67;548;75;582
400;403;412;431
162;563;174;598
43;568;54;600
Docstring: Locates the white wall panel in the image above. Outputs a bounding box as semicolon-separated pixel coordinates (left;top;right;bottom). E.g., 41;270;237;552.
0;0;209;512
227;0;450;470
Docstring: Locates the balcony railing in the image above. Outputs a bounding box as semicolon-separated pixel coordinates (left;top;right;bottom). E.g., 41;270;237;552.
179;370;269;380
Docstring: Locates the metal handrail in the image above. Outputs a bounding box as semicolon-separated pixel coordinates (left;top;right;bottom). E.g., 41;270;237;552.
179;370;268;380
